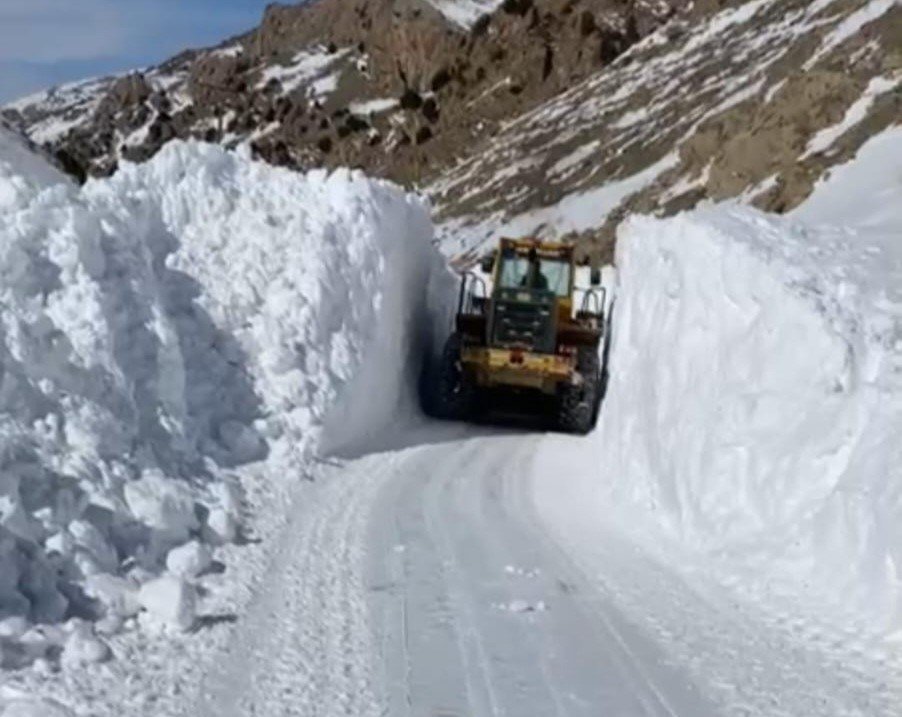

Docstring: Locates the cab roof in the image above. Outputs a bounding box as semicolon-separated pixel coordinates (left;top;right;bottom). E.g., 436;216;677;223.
498;237;574;260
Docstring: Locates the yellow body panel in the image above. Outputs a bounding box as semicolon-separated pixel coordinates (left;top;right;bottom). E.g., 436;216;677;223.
461;346;575;394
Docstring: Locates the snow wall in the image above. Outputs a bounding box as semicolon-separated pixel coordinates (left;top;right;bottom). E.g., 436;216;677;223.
0;123;70;209
0;134;443;665
597;202;900;633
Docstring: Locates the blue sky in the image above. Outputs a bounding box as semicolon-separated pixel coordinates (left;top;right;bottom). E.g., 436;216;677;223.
0;1;277;103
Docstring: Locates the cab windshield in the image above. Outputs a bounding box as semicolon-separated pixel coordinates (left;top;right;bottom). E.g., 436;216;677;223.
498;254;571;297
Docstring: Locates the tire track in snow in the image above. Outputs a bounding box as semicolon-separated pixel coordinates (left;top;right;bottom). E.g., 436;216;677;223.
526;434;901;717
193;453;402;717
367;432;711;716
368;439;502;717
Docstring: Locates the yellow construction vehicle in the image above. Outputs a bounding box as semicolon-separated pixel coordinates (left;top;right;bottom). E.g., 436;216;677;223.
424;237;610;433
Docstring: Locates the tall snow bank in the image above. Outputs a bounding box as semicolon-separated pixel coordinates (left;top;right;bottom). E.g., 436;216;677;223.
598;198;900;632
0;139;438;662
92;142;438;459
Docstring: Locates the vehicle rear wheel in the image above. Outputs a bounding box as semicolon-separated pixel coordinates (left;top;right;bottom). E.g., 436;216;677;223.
430;333;477;421
558;348;600;434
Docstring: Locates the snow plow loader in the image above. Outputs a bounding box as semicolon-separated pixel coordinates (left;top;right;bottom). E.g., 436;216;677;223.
424;238;610;434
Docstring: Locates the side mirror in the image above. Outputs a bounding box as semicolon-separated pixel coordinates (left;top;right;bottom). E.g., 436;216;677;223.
590;267;602;286
480;252;496;274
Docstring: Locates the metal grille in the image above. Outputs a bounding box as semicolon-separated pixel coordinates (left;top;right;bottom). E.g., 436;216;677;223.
492;300;554;353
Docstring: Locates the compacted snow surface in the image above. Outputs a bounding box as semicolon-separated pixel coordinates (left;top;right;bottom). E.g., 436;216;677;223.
0;124;900;716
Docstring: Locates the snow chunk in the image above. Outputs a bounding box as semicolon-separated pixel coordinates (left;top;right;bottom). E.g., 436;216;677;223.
124;471;199;543
60;622;110;669
217;420;266;464
495;599;548;613
166;540;212;578
138;576;196;632
83;574;141;619
204;508;237;545
69;519;118;573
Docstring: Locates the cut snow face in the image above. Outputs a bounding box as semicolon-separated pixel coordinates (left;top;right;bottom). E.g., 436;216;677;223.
588;132;901;632
0;137;438;667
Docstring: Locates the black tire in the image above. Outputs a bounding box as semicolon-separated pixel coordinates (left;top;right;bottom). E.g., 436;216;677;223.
428;333;477;420
558;347;600;434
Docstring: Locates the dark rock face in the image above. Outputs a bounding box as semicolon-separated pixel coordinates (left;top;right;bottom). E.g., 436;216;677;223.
3;0;690;185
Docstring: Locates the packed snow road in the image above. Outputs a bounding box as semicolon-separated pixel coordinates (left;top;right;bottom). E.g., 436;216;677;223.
194;426;708;717
192;423;895;717
365;430;712;717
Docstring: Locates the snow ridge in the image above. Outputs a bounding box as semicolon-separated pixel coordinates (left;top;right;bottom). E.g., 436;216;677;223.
597;170;901;632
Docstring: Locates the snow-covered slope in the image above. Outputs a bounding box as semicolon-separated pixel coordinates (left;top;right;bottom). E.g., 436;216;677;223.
0;136;437;682
792;125;902;232
3;78;112;146
430;0;901;259
588;128;901;633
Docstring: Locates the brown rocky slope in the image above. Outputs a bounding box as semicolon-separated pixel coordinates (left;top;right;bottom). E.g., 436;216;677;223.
2;0;689;184
427;0;901;261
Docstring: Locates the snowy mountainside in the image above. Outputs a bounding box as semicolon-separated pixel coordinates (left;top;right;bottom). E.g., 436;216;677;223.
0;136;438;680
4;77;114;147
1;0;688;185
429;0;901;260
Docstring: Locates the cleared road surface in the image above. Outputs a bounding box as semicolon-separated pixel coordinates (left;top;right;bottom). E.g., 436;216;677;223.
194;424;897;717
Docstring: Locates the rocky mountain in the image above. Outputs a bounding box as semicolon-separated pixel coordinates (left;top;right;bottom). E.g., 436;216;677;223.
428;0;901;261
3;0;899;262
1;0;688;183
